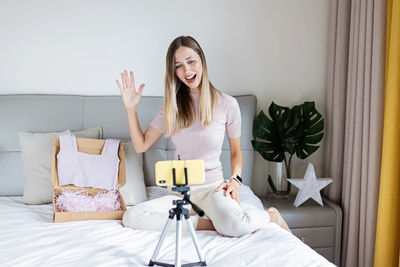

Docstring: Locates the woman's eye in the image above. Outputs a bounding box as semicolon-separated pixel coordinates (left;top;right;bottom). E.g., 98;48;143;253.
188;60;194;64
175;65;182;69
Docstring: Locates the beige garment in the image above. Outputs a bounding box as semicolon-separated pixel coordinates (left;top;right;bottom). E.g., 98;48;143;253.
324;0;386;266
122;180;270;237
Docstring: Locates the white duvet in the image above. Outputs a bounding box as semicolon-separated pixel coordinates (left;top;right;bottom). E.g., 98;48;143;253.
0;196;335;267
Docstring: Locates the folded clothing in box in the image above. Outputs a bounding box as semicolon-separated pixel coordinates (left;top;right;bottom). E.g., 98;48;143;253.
51;130;127;223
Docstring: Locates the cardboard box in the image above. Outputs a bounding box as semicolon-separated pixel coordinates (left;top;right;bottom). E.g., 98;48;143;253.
51;136;127;222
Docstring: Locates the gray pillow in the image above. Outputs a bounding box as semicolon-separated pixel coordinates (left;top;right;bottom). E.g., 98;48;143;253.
119;140;147;205
18;127;103;204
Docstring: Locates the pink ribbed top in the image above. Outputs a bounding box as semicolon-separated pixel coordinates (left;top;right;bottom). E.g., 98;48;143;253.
150;92;241;184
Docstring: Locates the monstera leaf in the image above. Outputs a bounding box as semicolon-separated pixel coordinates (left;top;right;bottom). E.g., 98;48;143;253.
292;101;324;159
251;102;300;163
251;101;324;194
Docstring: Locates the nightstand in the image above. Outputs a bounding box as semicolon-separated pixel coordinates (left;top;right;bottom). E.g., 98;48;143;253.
261;194;342;266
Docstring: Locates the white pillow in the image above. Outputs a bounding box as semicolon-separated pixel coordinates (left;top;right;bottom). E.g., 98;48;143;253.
19;127;103;204
119;141;147;205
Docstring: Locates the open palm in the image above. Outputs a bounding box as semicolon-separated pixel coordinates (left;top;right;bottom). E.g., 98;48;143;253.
116;70;145;110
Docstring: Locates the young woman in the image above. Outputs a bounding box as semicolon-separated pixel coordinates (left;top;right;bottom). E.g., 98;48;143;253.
116;36;291;237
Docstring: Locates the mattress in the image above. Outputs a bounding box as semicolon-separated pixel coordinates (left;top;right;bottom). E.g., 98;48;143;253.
0;194;335;267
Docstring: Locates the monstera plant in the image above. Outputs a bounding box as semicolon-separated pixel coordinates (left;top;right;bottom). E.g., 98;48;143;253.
251;101;324;195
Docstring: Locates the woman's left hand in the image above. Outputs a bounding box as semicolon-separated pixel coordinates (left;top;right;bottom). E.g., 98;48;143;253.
215;179;241;205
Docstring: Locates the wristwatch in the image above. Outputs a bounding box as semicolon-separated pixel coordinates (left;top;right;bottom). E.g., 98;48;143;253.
226;174;243;185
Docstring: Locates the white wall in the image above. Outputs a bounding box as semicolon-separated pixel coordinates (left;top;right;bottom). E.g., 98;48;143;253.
0;0;331;197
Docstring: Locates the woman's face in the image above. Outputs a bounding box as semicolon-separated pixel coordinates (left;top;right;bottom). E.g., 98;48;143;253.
174;46;203;91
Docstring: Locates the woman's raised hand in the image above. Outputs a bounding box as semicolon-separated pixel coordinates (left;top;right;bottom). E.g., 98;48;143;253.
116;70;145;110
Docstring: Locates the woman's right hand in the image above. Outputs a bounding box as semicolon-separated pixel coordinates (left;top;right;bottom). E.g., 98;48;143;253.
116;70;145;110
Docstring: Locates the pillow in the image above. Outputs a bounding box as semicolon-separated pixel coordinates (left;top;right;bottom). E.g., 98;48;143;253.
119;141;147;205
19;127;103;204
146;186;168;200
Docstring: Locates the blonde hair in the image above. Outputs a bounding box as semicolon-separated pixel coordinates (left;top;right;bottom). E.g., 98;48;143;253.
163;36;220;136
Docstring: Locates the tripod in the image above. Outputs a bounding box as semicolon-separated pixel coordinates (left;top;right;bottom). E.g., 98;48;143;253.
149;161;207;267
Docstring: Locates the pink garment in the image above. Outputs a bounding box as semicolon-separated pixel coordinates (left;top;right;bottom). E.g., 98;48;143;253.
57;130;120;190
150;92;241;184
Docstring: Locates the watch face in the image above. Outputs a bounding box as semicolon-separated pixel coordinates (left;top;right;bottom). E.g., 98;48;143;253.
236;175;243;183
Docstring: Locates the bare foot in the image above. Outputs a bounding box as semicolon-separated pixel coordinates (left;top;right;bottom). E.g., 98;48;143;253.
267;207;292;233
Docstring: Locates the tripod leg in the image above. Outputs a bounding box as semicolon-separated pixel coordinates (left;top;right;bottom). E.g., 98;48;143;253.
185;218;206;263
175;219;182;267
149;218;173;266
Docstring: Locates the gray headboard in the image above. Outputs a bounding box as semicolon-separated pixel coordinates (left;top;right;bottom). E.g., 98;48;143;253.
0;94;257;196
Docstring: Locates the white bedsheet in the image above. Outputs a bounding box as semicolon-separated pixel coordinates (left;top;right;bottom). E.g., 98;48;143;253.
0;196;335;267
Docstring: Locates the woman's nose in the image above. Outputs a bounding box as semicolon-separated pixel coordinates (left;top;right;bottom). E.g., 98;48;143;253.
183;64;191;73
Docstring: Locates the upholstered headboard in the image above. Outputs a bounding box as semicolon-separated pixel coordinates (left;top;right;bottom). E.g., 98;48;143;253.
0;94;257;196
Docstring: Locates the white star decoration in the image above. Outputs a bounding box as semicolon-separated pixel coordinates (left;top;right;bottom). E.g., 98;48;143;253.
287;163;333;207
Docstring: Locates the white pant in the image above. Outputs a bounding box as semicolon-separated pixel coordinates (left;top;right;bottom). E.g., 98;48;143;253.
122;181;271;237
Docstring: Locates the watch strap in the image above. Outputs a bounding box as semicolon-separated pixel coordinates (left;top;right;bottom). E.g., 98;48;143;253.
228;175;242;184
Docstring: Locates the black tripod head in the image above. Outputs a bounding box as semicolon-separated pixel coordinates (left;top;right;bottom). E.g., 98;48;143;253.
171;186;204;217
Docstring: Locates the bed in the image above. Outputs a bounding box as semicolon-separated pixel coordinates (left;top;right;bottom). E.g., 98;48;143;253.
0;94;335;267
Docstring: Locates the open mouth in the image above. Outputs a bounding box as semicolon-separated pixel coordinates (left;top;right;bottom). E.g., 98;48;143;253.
185;74;196;83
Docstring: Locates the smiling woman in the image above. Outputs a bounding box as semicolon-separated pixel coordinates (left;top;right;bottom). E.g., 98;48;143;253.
116;35;291;237
163;36;218;137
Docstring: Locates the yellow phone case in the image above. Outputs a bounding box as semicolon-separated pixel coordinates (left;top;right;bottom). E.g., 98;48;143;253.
155;159;205;186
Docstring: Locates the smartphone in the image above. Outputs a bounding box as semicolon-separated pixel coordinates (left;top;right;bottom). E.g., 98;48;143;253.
155;159;205;186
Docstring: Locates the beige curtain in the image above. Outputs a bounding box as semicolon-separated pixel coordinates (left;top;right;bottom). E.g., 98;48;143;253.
323;0;386;267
